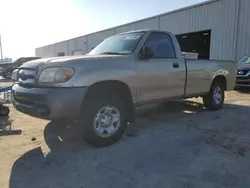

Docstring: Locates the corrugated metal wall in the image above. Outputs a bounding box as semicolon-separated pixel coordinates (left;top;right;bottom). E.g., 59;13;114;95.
35;48;43;57
36;0;250;61
86;29;115;52
160;0;238;60
114;17;159;34
235;0;250;60
37;44;55;58
68;36;87;55
55;41;68;56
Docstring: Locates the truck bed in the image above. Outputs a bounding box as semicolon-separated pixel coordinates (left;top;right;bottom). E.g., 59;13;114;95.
185;59;236;95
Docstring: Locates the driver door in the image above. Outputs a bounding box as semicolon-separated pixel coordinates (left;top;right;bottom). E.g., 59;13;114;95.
136;32;186;103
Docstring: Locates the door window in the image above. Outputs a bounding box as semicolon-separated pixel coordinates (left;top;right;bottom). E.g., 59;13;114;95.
144;32;176;58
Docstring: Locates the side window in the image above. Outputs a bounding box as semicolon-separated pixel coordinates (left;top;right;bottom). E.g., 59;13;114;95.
144;32;176;58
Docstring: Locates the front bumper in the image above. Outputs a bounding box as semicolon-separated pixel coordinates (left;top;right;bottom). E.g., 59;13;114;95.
236;77;250;88
12;84;88;119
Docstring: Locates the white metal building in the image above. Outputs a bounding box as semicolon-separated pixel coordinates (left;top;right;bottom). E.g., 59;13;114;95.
35;0;250;61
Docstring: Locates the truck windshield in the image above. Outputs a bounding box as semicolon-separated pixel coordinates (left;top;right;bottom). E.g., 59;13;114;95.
88;32;145;55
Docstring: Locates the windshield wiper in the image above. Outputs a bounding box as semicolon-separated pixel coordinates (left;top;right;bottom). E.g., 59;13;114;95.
99;52;123;55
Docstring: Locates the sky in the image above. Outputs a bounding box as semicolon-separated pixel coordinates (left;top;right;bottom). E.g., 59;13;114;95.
0;0;205;59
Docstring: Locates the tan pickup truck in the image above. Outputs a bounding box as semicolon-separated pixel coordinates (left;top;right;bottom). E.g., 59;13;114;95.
12;29;236;146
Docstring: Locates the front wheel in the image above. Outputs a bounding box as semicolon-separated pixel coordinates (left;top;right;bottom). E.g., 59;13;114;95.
81;91;128;147
203;82;225;110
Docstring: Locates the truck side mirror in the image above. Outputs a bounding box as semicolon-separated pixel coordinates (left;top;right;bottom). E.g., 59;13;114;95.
140;46;154;59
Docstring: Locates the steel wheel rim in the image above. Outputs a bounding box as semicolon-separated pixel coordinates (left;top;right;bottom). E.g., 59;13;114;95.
213;87;222;105
93;106;121;138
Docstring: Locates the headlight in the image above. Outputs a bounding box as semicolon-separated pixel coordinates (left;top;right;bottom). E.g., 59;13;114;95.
39;67;74;83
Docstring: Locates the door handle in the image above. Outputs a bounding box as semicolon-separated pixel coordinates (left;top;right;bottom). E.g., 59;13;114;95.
173;62;179;68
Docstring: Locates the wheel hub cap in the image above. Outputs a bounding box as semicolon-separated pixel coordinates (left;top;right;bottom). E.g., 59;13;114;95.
93;106;121;138
100;115;112;127
213;87;222;104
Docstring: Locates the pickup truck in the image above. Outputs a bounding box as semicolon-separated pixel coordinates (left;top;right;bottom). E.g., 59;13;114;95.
12;29;237;146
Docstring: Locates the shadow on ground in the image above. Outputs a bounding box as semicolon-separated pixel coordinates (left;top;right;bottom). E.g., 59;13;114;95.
236;88;250;94
9;100;250;188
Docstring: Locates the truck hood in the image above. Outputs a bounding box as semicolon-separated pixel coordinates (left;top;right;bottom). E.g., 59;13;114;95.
20;55;131;69
17;54;135;88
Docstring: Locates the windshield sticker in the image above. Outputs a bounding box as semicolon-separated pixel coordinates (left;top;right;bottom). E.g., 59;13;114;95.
124;35;140;40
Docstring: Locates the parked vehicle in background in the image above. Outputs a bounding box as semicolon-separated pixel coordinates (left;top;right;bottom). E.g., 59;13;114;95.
235;55;250;88
12;30;237;147
0;57;41;79
11;69;18;81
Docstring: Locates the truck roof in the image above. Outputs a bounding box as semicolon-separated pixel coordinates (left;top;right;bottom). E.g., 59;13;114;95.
117;29;169;36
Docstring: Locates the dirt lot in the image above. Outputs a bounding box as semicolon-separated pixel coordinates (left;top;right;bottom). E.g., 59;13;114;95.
0;82;250;188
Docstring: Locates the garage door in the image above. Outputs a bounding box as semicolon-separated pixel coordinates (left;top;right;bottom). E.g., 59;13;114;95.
72;50;83;56
176;30;211;59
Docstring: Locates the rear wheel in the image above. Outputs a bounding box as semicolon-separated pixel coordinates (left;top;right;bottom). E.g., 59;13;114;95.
81;91;128;147
203;81;225;110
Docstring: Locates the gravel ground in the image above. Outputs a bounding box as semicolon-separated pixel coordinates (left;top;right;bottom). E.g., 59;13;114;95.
0;84;250;188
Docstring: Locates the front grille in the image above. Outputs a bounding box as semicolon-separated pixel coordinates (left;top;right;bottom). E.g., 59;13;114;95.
236;75;250;85
18;68;37;86
237;81;250;85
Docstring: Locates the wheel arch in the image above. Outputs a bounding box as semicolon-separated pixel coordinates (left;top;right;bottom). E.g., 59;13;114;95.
211;75;227;90
83;80;135;123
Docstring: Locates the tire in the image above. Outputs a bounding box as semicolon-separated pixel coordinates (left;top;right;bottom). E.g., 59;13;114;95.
0;106;10;116
203;81;225;110
81;90;128;147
